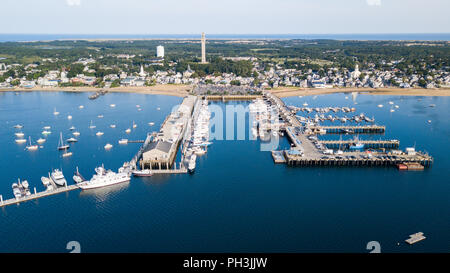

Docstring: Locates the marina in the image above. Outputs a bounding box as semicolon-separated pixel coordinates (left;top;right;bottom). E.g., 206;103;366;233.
0;91;447;253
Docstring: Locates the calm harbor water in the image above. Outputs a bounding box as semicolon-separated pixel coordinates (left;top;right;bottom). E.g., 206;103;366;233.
0;91;449;253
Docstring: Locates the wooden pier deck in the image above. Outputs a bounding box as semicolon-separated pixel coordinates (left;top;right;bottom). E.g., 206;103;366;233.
319;139;400;149
0;184;79;208
309;125;385;134
284;151;433;168
405;232;426;245
204;95;261;101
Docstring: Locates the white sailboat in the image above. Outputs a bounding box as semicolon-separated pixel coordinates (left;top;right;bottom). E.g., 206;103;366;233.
57;132;70;150
26;137;38;151
89;120;96;129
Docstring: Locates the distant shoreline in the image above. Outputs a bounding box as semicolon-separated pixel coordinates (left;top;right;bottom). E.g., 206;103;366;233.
1;85;449;97
269;87;450;97
0;85;192;97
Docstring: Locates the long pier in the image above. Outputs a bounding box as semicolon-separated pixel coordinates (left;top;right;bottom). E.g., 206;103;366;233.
262;91;433;169
204;95;261;101
319;139;400;149
309;125;385;134
0;184;78;208
284;151;433;167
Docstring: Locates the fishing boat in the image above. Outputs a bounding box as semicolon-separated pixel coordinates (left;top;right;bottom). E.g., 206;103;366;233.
132;169;153;177
50;169;67;186
350;136;365;150
57;132;70;150
89;120;96;129
77;165;131;190
118;139;128;145
96;131;104;136
104;143;113;150
26;137;38;151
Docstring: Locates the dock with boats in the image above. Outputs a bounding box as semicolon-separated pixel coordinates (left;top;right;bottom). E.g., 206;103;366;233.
261;91;433;169
0;184;78;208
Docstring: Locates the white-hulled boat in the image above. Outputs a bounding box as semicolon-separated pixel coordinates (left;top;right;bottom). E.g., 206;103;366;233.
67;137;78;143
118;139;128;145
26;137;38;151
96;131;104;136
53;108;59;115
50;169;67;186
110;124;116;128
104;143;113;150
42;130;52;135
148;122;155;126
13;124;23;129
79;105;84;109
73;131;81;136
43;126;51;130
77;165;131;190
57;132;70;150
125;128;131;134
110;104;116;108
67;115;72;120
37;138;46;144
15;138;27;144
132;121;137;128
69;126;76;130
89;120;96;129
15;132;25;138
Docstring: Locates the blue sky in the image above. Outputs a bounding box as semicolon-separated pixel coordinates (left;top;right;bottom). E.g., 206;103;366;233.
1;0;449;34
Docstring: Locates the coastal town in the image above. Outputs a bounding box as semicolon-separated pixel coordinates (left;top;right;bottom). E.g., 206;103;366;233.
0;36;449;95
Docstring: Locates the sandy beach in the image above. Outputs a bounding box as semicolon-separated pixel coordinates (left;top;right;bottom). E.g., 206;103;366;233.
0;84;192;97
269;87;450;97
1;85;449;98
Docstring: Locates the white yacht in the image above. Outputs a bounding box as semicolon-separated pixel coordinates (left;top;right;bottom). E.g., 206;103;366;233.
15;138;27;144
125;128;131;134
110;124;116;128
50;169;67;186
15;132;25;138
42;130;52;135
77;165;131;190
104;143;113;150
96;131;104;136
13;124;23;129
188;155;196;173
73;131;81;136
43;126;51;130
67;137;78;143
118;139;128;145
67;115;72;120
37;138;46;144
53;108;60;115
89;120;96;129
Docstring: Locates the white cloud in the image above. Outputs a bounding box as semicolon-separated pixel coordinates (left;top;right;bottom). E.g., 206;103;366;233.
366;0;381;6
66;0;81;6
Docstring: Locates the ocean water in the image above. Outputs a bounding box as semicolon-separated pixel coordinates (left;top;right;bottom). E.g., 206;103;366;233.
0;33;449;42
0;91;449;253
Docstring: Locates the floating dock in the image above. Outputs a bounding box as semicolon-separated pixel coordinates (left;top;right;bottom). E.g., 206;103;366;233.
0;184;78;208
271;151;287;164
204;95;261;101
309;125;385;134
405;232;426;245
319;139;400;149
